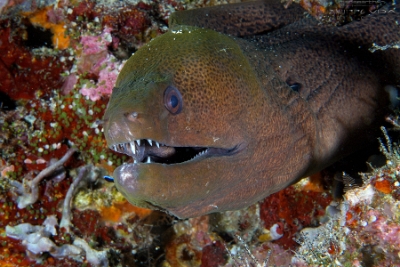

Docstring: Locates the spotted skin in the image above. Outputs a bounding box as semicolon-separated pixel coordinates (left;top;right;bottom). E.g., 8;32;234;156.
104;0;400;218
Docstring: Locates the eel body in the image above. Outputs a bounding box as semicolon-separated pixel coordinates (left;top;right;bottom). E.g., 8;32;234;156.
103;0;400;218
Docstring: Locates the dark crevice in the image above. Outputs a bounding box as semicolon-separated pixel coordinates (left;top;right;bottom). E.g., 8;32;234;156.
24;24;53;49
0;91;17;110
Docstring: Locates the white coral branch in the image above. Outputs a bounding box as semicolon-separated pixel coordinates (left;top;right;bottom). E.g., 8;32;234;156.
10;148;77;209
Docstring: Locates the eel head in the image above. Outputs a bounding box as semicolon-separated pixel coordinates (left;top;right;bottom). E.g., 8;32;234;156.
103;26;285;218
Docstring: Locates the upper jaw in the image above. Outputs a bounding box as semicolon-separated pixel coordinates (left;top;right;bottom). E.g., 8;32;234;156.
110;138;241;165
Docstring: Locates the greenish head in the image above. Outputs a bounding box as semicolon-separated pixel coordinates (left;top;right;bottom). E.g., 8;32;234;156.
103;25;301;218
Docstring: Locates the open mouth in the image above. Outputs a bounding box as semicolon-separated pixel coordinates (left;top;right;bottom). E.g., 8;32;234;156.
110;139;238;164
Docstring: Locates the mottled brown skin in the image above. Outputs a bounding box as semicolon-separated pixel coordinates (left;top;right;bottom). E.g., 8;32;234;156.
103;0;400;218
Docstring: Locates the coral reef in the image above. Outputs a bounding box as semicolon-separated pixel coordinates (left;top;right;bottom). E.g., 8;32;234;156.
1;0;400;266
290;0;393;26
0;0;180;266
6;216;109;267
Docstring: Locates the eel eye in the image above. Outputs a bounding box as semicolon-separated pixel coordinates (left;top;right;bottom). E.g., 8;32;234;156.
164;86;183;114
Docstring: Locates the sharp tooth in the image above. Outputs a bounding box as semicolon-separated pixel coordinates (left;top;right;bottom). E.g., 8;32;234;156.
136;140;141;146
148;139;152;146
130;142;136;154
146;157;151;163
155;141;160;148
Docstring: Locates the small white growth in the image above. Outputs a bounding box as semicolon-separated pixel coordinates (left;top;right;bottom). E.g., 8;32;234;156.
73;237;109;267
104;31;112;43
368;214;377;223
24;115;36;125
43;215;58;235
344;184;375;207
369;41;400;53
90;121;101;128
343;227;350;235
269;224;283;240
339;202;349;227
70;64;78;73
171;29;183;34
36;158;46;164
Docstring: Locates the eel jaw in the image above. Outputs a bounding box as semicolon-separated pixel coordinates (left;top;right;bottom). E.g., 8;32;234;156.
109;139;239;164
110;139;244;218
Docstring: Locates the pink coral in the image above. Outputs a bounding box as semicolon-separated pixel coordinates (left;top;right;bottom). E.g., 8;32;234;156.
76;26;125;101
79;54;123;101
365;210;400;247
81;27;112;56
77;27;113;75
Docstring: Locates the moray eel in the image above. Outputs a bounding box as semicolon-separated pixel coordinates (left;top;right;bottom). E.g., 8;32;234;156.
103;0;400;218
